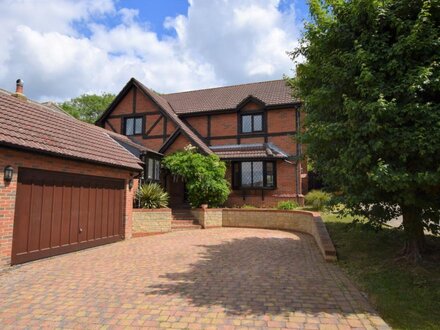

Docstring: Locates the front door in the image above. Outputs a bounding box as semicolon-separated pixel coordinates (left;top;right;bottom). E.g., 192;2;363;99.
165;174;187;207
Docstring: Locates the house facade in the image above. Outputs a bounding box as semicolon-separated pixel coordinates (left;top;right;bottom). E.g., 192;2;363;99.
97;78;307;208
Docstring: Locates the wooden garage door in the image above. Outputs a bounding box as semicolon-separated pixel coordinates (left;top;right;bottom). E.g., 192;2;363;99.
11;168;125;265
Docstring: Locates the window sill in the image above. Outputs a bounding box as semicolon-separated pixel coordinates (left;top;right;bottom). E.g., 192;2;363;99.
238;131;264;135
233;187;276;191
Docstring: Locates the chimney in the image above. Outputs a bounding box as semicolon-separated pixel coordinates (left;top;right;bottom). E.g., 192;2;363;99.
14;79;26;100
16;79;24;94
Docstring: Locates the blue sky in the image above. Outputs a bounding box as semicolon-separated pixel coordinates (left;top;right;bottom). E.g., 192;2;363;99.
112;0;309;38
0;0;310;101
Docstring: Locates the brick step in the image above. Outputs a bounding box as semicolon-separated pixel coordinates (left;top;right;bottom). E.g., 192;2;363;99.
171;211;194;215
171;224;202;231
172;214;197;220
172;220;197;225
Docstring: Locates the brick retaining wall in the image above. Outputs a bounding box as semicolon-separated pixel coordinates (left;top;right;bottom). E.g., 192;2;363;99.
132;208;172;236
222;209;337;261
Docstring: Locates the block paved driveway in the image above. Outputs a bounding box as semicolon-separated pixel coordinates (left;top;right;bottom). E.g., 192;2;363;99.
0;228;390;329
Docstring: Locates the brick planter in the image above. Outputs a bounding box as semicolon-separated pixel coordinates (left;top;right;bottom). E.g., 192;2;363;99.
132;208;172;236
190;208;223;229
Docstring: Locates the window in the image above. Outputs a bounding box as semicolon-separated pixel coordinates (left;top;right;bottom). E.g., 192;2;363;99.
124;116;143;136
241;113;263;133
232;161;275;189
146;158;161;181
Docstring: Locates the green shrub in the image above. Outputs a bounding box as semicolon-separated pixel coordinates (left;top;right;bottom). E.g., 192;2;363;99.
162;146;230;207
304;190;332;211
277;200;299;210
136;183;169;209
241;204;257;209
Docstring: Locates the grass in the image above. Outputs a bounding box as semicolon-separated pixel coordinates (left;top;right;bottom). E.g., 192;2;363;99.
321;212;440;330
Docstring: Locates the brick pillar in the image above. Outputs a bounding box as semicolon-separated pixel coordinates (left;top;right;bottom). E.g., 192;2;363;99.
124;180;134;239
0;163;17;270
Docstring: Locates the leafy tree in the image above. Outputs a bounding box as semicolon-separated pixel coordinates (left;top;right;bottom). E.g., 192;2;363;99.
162;145;230;207
59;93;115;123
290;0;440;262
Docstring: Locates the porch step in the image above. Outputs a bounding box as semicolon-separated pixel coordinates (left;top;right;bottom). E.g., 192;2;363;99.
171;208;200;230
172;220;195;225
171;223;202;231
171;209;198;222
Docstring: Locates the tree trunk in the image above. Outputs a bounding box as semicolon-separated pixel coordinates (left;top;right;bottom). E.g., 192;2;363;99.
400;205;426;263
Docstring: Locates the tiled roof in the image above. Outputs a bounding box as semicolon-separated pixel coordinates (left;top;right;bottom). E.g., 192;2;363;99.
210;143;288;160
133;79;213;155
105;129;162;157
163;80;297;114
0;90;143;171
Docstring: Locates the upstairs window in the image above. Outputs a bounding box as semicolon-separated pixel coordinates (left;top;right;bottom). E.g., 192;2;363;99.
241;113;263;133
124;116;143;136
232;161;275;189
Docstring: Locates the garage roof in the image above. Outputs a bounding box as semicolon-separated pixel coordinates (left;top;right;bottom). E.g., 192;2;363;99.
0;89;143;171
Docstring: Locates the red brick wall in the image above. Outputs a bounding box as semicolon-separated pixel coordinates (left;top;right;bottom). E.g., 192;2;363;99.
267;107;296;133
241;102;262;111
113;87;135;116
186;116;207;137
0;147;135;270
210;113;237;137
164;134;192;155
210;138;237;146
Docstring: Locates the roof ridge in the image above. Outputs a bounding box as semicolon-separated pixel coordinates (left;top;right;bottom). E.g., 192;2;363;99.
162;79;286;96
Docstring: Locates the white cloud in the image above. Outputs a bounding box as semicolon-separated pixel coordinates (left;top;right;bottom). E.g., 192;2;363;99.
0;0;302;101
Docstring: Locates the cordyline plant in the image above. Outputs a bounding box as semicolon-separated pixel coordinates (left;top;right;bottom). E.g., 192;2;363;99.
162;145;230;208
289;0;440;262
136;183;169;209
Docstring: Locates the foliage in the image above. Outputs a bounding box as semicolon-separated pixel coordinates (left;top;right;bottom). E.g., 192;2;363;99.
162;146;230;207
304;190;332;211
59;93;115;123
136;183;169;209
276;200;299;210
322;212;440;329
241;204;257;209
289;0;440;260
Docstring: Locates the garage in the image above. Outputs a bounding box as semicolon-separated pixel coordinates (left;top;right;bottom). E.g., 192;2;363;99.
11;168;125;265
0;81;143;270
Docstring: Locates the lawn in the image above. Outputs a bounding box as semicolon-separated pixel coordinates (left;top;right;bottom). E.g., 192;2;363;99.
321;212;440;330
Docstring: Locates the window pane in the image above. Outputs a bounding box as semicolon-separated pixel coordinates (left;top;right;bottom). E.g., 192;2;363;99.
147;158;154;179
154;160;160;180
125;118;134;135
253;162;263;187
241;162;252;187
135;117;143;134
266;162;274;187
242;115;252;133
253;115;262;131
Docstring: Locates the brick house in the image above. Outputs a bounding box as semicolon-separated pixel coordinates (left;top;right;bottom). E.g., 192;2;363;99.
0;81;144;269
97;78;306;207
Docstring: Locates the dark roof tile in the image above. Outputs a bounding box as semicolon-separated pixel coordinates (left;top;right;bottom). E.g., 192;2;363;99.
210;143;288;160
0;90;142;170
163;80;297;114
